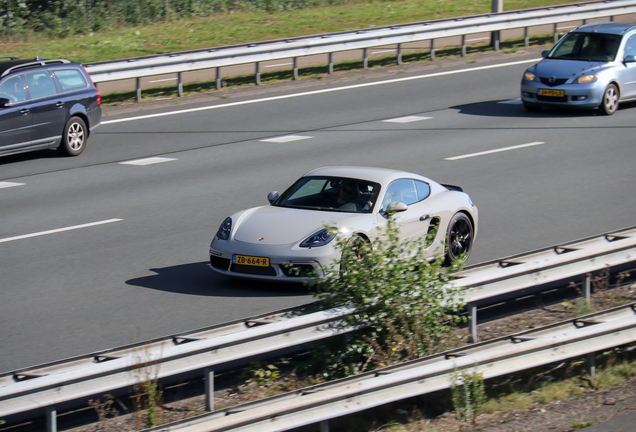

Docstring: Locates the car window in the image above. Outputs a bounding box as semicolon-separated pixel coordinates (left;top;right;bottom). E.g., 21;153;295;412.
274;176;381;213
0;75;26;103
54;68;88;92
415;180;430;200
548;32;621;61
624;34;636;58
382;179;419;209
25;71;58;99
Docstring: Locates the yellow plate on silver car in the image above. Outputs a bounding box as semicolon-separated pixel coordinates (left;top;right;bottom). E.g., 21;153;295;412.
233;254;270;267
539;89;565;97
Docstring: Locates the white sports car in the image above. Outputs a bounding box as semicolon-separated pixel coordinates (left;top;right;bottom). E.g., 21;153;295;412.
209;166;478;282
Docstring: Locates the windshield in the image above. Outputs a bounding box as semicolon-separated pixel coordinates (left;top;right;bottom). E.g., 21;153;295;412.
547;32;621;62
273;176;381;213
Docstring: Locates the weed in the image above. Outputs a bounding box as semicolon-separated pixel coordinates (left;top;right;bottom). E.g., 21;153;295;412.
239;361;281;386
88;394;120;431
450;364;486;425
571;421;594;429
130;342;164;428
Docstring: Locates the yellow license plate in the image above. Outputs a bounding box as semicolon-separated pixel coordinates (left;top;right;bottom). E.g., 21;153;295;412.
539;89;565;97
233;254;270;267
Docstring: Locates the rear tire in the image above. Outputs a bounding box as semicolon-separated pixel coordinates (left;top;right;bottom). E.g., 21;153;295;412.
59;116;87;156
445;213;474;265
599;83;619;115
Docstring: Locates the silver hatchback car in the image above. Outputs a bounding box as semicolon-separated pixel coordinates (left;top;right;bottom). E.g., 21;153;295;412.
521;22;636;115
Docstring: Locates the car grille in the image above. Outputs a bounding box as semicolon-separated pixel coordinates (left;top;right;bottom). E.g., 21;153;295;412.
209;256;231;270
231;264;277;276
537;94;568;102
539;77;568;87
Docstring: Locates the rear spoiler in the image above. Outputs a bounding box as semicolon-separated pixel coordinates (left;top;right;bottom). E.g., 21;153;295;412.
442;184;463;192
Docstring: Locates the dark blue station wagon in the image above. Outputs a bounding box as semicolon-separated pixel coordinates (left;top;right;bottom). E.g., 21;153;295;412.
0;57;102;157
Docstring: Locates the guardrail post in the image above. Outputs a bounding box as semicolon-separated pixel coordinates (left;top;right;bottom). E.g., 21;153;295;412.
205;367;214;411
328;53;334;74
469;303;478;343
461;35;466;56
524;27;529;47
293;57;298;80
215;67;221;90
582;273;591;303
363;48;368;68
255;62;261;85
320;420;330;432
177;72;183;97
397;43;402;64
587;353;596;377
553;23;559;43
136;77;141;102
46;406;57;432
430;39;435;60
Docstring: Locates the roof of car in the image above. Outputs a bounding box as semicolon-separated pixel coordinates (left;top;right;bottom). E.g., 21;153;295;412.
573;21;636;35
0;57;72;78
303;166;432;184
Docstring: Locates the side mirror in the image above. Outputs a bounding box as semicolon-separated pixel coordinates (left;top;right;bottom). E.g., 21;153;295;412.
384;201;408;215
624;55;636;63
541;50;550;58
0;98;11;108
267;191;279;204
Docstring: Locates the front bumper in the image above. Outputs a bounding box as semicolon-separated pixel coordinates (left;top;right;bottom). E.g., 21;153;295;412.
520;80;605;109
209;238;339;283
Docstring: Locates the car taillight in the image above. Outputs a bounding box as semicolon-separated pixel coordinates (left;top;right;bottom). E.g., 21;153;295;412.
82;66;100;104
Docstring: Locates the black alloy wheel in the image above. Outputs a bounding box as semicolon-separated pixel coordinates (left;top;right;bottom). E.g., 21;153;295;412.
445;213;474;264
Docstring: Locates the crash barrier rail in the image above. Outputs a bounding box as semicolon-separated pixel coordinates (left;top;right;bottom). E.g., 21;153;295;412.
83;0;636;100
0;225;634;431
455;225;636;342
142;303;636;432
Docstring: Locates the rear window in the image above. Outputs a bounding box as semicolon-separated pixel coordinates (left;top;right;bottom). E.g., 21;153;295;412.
54;69;88;92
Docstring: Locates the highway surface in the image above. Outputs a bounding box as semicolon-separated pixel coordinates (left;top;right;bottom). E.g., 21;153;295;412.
1;52;634;373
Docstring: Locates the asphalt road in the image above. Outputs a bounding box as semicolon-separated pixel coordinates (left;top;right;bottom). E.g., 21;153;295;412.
1;52;635;373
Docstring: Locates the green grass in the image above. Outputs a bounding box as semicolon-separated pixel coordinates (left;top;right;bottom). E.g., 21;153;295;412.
2;0;578;64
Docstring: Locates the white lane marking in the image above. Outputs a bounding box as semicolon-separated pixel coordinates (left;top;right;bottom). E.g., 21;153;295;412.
260;135;313;143
467;37;490;42
372;49;395;54
499;99;523;104
0;219;123;244
382;115;432;123
0;182;25;189
102;58;540;125
120;157;178;166
445;142;546;161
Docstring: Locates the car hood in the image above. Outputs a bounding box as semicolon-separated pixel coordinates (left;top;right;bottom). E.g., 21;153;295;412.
534;59;608;79
233;206;354;245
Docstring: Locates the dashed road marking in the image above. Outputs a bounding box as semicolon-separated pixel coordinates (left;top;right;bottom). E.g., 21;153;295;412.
0;182;25;189
260;135;313;143
445;142;546;161
382;116;432;123
499;99;523;104
120;157;178;166
0;219;123;244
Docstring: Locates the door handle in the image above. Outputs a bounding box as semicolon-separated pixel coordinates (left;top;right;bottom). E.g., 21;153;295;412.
56;101;64;108
420;215;430;221
20;108;29;115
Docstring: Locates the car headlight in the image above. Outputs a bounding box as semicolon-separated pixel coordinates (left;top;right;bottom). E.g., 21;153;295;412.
523;70;536;81
216;217;232;240
300;227;338;248
573;74;598;84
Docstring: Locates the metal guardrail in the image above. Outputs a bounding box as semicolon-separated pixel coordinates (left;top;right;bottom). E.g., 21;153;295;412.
83;0;636;100
0;226;634;431
151;303;636;432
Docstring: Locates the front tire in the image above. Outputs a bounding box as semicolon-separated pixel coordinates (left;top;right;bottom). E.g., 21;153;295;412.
59;116;87;156
445;213;474;265
340;235;368;273
599;83;619;115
